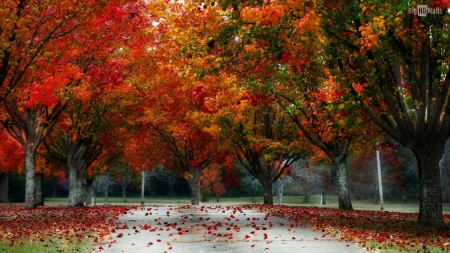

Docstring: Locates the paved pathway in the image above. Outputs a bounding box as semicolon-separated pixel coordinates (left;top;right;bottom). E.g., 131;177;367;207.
95;205;368;253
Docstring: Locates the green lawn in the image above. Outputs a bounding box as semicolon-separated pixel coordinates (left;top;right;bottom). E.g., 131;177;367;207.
40;195;450;214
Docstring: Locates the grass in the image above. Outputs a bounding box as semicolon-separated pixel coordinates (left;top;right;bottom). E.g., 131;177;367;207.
0;238;93;253
41;195;450;214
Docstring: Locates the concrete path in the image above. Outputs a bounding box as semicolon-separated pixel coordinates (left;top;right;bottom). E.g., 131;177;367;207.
95;205;368;253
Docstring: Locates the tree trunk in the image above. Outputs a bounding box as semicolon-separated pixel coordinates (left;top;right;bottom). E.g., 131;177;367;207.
24;150;37;209
93;188;97;206
416;151;446;227
187;167;202;205
35;172;44;206
104;186;109;205
262;181;274;205
303;194;310;203
336;159;353;210
373;191;379;205
52;178;58;198
68;163;84;207
274;181;283;205
168;176;176;197
85;179;93;206
321;192;326;205
122;184;127;203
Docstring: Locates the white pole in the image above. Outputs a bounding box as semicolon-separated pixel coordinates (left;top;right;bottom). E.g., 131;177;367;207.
376;150;384;210
141;171;145;205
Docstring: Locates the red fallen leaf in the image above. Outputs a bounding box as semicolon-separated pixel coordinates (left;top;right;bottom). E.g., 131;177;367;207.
263;233;268;239
117;233;123;238
199;217;204;221
147;242;154;246
169;247;173;250
99;246;103;250
251;244;255;247
212;246;216;248
157;239;162;242
265;248;269;250
292;237;296;240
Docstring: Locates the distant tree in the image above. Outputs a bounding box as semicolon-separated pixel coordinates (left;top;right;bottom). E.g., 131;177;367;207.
93;175;116;205
287;159;332;204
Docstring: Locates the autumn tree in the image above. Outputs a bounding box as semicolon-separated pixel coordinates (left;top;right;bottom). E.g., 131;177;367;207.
0;0;148;209
286;159;333;204
199;165;226;202
314;0;450;226
214;98;309;204
122;1;236;205
0;0;96;208
196;0;376;210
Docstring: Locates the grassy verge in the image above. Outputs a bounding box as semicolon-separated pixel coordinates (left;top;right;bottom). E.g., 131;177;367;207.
41;195;450;213
0;238;93;253
0;204;131;253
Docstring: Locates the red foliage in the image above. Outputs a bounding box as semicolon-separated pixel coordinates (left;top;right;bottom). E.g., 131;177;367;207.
0;128;23;173
256;205;450;252
0;204;131;246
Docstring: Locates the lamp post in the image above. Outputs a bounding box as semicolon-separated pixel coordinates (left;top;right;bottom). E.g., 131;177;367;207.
376;150;384;210
141;170;145;205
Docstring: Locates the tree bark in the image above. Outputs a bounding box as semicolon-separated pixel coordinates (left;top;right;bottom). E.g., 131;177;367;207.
85;179;93;206
320;192;326;205
303;194;310;203
104;186;109;205
273;180;283;205
416;151;446;227
336;159;353;210
35;172;44;206
93;188;97;206
262;181;274;205
122;184;127;203
187;167;202;205
52;178;58;198
168;176;176;197
68;163;84;207
24;150;37;209
276;184;283;205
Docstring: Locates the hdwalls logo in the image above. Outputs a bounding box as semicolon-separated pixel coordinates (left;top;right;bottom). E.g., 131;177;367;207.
408;5;443;16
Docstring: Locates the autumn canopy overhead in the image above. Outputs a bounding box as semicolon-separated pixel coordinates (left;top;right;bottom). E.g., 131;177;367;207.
1;0;450;228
